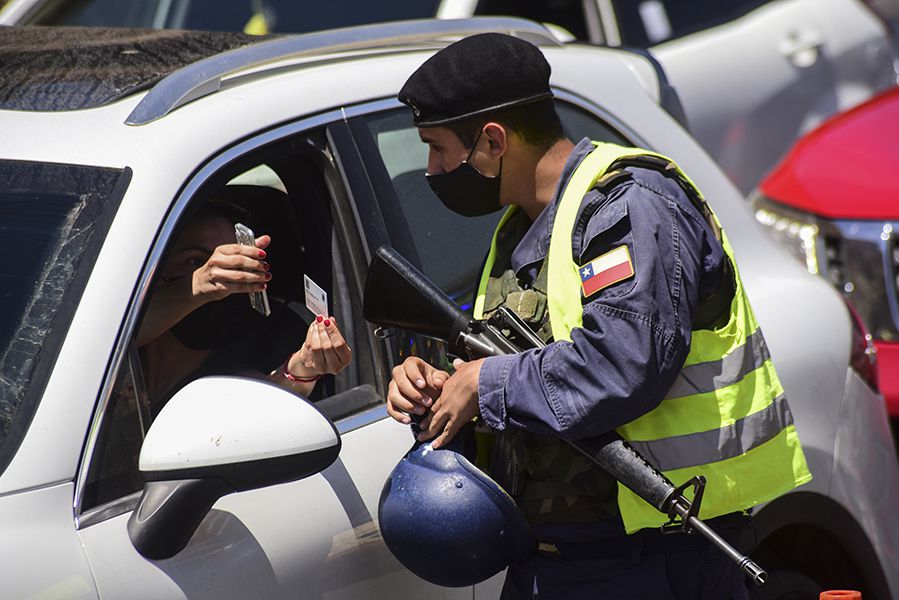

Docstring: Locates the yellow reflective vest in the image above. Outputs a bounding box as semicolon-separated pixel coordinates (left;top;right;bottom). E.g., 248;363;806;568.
476;141;811;533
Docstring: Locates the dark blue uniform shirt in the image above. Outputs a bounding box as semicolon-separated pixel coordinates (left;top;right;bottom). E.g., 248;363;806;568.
478;138;726;440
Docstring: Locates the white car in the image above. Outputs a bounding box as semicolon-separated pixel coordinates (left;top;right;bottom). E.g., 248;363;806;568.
2;0;896;197
1;18;897;600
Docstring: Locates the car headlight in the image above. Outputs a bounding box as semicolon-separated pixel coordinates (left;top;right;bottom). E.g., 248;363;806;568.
752;194;821;275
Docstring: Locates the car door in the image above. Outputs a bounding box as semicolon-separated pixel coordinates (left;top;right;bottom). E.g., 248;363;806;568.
73;118;472;599
606;0;891;194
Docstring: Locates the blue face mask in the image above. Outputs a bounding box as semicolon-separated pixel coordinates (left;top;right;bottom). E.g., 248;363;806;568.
426;130;503;217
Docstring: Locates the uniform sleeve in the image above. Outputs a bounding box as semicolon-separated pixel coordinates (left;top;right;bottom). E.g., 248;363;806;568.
478;171;724;441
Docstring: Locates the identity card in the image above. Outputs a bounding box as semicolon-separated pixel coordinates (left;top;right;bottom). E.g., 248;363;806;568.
304;274;328;318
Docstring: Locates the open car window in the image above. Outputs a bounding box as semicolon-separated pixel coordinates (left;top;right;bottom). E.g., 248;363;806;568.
80;130;379;515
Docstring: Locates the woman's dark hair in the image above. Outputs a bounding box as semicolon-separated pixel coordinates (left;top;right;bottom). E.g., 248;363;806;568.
445;99;564;152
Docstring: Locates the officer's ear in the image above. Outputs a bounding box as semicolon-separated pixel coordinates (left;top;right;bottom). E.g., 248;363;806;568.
482;122;507;159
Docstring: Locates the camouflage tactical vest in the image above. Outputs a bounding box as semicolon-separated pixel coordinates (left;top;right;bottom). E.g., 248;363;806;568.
481;209;618;526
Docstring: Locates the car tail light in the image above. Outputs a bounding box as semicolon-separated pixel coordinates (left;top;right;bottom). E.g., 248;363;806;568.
845;298;879;391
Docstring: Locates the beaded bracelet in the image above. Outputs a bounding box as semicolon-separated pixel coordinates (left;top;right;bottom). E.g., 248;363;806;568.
281;359;321;383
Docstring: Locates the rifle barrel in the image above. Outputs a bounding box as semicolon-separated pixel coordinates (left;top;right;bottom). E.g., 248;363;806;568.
683;512;767;586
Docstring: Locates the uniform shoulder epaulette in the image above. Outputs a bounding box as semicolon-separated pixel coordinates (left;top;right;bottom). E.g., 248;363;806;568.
591;169;632;195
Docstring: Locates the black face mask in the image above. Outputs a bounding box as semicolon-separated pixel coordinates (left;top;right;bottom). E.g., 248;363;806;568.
171;294;265;351
426;130;503;217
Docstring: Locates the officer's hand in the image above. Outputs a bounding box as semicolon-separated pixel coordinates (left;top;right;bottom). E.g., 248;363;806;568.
386;356;449;425
418;358;484;449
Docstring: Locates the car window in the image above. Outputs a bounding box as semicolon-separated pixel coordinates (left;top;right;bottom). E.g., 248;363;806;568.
80;133;380;514
555;101;629;147
133;147;377;418
82;347;148;511
612;0;771;46
35;0;442;32
355;109;502;309
0;160;127;476
350;100;628;310
474;0;590;41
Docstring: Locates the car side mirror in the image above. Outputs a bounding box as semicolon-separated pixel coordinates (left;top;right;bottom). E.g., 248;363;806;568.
127;376;340;559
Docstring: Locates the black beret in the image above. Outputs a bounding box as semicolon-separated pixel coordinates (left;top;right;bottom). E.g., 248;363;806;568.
398;33;553;127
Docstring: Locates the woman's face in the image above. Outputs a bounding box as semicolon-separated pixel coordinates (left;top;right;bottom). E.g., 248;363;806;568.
160;213;234;282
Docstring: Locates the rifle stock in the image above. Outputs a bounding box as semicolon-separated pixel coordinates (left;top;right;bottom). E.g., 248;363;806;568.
363;245;766;586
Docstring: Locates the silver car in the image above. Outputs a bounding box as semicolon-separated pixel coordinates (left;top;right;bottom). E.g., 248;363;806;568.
0;18;897;600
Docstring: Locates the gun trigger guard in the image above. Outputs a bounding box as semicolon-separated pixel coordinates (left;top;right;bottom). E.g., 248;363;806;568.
661;475;706;535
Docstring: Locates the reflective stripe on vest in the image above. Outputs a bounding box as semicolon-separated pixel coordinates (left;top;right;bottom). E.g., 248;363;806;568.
478;141;811;533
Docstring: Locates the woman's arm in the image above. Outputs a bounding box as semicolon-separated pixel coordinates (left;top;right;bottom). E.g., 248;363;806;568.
137;236;271;348
268;316;352;397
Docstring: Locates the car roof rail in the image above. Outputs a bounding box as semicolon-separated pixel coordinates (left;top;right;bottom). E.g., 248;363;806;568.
125;17;561;126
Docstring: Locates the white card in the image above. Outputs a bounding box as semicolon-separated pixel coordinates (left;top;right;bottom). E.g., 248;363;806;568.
304;274;328;318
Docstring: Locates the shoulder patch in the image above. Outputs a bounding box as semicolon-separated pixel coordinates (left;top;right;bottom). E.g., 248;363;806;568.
579;245;634;298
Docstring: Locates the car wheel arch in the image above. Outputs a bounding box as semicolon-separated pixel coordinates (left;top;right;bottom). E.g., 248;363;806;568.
751;491;891;599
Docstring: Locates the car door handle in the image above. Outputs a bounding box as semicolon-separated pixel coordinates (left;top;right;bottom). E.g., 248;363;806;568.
780;30;824;67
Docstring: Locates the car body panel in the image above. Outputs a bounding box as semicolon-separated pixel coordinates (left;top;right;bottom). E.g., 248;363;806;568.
77;419;472;599
0;484;98;600
830;369;899;576
650;0;846;194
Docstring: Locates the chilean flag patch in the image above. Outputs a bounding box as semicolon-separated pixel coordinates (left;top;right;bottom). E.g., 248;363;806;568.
580;245;635;298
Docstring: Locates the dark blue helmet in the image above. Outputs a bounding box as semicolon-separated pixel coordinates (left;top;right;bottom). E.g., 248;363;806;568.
378;431;534;587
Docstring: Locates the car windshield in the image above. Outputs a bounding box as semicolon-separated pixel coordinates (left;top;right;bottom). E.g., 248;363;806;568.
0;160;127;473
32;0;442;33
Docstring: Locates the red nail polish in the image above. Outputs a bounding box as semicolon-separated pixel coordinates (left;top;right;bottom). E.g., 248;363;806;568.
324;319;331;327
316;315;323;323
258;250;266;258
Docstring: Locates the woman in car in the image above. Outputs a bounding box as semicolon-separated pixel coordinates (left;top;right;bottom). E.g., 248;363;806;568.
136;199;351;412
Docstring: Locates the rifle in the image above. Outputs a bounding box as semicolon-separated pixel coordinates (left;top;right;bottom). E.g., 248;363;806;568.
363;245;766;586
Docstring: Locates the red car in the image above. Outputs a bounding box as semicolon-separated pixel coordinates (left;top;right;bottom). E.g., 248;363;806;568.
753;86;899;419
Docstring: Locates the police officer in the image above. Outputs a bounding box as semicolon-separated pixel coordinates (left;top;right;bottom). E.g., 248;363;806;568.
385;33;810;598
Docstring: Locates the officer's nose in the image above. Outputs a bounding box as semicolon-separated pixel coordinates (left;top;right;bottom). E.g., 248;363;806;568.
426;152;444;176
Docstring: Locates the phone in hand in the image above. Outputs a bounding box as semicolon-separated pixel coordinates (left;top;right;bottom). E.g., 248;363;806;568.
234;222;271;317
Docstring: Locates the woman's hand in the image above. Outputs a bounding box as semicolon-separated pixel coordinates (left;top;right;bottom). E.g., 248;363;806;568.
288;315;352;378
191;235;272;305
139;234;272;348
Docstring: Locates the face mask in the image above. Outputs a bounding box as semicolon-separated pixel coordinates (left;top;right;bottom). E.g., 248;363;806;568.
426;129;503;218
170;294;265;351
